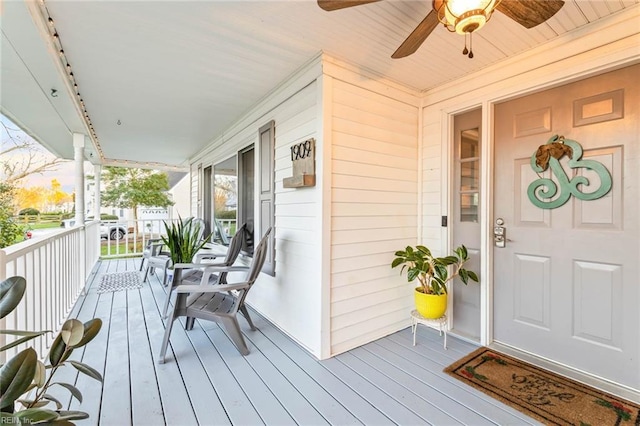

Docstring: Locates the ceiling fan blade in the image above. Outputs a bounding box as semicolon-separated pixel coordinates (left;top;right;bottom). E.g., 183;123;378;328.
317;0;380;11
497;0;565;29
391;11;439;59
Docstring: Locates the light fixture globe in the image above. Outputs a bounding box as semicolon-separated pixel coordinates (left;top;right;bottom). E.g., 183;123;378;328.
434;0;498;34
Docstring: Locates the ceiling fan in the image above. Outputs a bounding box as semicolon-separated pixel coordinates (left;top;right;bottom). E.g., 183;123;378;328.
318;0;565;59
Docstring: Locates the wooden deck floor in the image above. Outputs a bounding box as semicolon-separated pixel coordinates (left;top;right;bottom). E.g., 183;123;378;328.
58;258;538;426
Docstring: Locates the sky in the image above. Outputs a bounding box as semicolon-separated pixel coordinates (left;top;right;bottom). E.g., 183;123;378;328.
1;114;78;192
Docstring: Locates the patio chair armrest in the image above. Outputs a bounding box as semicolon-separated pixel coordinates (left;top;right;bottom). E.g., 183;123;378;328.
173;263;248;273
172;262;209;270
175;282;250;294
193;252;220;263
203;265;249;273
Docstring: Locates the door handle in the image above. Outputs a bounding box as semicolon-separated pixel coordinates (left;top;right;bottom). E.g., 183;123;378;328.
494;218;506;248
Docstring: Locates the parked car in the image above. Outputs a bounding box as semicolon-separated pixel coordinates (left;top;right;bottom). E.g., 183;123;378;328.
60;219;128;240
101;222;128;240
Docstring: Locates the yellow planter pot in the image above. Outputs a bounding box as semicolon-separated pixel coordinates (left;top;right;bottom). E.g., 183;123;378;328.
414;289;447;319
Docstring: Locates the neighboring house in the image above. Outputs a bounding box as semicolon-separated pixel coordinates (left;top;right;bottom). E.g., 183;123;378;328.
167;171;190;219
85;171;189;221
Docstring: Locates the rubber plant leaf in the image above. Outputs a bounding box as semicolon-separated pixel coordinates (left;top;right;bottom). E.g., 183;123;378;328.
0;347;38;409
0;277;26;320
74;318;102;348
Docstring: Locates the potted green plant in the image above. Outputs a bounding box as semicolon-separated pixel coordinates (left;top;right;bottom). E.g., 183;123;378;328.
161;217;209;265
161;217;210;282
392;245;479;319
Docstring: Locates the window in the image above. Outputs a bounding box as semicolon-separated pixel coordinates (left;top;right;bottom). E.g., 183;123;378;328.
202;165;212;237
201;121;275;270
212;156;238;246
459;128;480;222
238;147;255;255
209;147;256;256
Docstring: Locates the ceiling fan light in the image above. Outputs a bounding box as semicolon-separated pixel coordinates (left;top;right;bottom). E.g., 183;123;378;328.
435;0;497;34
454;11;486;34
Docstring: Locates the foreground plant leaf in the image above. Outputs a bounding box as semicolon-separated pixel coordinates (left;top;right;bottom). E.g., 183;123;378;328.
0;331;49;353
49;335;71;367
0;348;37;408
0;277;26;320
42;394;63;410
74;318;102;348
53;382;83;403
60;319;84;347
15;408;59;423
68;360;103;382
34;360;46;388
17;399;49;408
56;410;90;421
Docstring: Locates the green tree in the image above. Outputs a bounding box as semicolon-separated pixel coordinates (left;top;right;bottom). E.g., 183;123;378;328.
101;167;174;220
0;182;24;248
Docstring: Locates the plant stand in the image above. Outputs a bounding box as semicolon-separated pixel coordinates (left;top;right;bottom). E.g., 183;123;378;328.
411;310;447;349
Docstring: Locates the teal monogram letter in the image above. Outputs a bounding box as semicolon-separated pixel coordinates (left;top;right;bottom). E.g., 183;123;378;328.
528;135;612;209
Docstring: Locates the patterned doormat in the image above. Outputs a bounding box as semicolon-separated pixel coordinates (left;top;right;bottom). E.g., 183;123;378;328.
444;347;640;425
97;271;143;294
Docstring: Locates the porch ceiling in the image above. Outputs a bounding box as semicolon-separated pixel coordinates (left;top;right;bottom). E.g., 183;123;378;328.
1;0;638;169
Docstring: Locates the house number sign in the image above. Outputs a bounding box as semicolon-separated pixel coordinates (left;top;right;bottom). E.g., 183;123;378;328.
527;135;612;209
283;138;316;188
290;139;313;161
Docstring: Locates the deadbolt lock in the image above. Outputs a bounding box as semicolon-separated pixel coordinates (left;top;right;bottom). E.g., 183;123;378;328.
494;218;506;248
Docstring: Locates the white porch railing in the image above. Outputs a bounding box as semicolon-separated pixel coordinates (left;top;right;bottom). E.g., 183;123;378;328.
100;218;179;259
0;220;100;361
100;218;237;258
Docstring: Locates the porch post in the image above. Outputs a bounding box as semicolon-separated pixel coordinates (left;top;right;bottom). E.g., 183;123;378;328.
73;133;85;224
93;164;102;220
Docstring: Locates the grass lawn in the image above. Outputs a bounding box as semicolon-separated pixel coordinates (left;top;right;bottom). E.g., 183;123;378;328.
28;222;62;230
100;240;145;257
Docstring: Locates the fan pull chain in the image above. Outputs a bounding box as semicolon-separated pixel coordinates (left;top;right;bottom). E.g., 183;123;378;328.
462;33;474;58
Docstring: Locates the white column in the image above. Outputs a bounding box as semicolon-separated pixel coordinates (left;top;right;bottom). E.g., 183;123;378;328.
73;133;85;225
93;164;102;220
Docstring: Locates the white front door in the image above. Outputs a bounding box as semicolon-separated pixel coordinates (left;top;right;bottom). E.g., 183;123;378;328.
493;65;639;391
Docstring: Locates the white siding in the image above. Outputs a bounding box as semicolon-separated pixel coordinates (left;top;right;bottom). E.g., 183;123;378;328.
190;62;325;356
421;117;445;255
329;79;420;355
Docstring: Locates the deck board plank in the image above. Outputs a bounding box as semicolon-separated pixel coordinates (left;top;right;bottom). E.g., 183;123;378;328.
336;351;461;425
127;289;165;426
137;276;200;426
60;259;539;426
179;325;258;425
99;290;132;425
249;313;391;425
66;259;114;422
64;260;109;424
350;346;495;425
375;335;538;424
201;325;295;425
242;324;361;425
238;327;333;425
